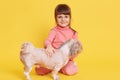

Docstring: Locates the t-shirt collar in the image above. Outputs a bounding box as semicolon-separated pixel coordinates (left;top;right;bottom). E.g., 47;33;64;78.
56;25;70;30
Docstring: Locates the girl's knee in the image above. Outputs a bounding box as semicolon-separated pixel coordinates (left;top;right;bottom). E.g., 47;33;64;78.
64;67;78;75
60;63;78;75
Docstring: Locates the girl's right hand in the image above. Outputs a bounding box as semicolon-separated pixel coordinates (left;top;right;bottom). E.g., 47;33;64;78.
45;44;56;57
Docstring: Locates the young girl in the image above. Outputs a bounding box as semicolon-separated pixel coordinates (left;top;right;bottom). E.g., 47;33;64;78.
35;4;81;75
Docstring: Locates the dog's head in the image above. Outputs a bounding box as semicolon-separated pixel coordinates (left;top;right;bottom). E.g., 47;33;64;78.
69;39;82;56
21;42;34;53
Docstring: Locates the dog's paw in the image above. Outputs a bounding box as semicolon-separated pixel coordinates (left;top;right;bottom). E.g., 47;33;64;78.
54;76;60;80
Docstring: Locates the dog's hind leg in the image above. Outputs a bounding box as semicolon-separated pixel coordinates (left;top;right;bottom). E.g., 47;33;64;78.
24;64;33;80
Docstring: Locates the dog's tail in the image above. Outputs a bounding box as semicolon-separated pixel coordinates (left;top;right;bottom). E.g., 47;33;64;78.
20;42;34;55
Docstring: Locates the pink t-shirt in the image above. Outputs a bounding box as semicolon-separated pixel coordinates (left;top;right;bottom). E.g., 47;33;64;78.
44;26;78;49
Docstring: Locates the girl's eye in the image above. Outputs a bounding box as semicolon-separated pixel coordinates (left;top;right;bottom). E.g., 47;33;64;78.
65;16;68;18
58;16;62;18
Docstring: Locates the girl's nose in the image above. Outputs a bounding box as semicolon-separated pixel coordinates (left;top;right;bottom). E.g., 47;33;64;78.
61;17;65;21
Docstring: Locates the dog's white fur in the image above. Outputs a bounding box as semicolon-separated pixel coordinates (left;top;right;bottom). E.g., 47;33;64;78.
20;39;82;80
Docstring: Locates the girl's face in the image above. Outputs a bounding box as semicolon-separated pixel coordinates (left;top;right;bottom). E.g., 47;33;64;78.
56;14;70;28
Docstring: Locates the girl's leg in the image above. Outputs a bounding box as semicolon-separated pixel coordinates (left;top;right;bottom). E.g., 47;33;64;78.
35;66;51;75
60;60;78;75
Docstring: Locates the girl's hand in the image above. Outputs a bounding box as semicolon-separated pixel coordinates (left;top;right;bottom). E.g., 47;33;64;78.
45;44;56;57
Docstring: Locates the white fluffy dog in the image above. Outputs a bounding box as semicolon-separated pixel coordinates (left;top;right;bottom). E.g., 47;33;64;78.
20;39;82;80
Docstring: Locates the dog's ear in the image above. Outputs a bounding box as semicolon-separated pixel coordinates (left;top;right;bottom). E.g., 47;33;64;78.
76;40;83;53
70;42;78;56
70;45;76;56
70;40;82;56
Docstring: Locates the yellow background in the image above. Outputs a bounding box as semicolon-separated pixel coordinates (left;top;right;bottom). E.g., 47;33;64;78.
0;0;120;80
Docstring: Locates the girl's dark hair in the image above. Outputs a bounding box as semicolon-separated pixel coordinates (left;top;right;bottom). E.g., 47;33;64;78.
54;4;71;22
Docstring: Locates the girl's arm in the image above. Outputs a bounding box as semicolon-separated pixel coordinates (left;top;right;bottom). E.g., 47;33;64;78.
44;29;56;57
72;32;78;39
44;29;56;48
